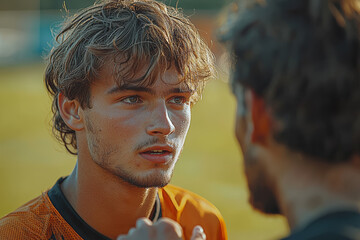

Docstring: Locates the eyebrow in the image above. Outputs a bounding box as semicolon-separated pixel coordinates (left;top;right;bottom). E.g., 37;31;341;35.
106;85;194;96
107;85;154;95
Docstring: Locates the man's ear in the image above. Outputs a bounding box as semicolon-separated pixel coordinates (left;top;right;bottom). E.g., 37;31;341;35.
250;90;271;145
58;92;84;131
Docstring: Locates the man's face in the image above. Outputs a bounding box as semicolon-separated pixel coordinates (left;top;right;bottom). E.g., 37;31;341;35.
80;66;192;188
232;81;280;214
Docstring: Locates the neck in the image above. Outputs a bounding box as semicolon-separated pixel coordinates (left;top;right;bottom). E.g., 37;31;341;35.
61;160;158;239
273;153;360;231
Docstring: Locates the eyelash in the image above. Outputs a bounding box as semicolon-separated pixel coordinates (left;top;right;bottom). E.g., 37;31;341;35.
168;96;188;105
120;95;143;104
119;95;189;106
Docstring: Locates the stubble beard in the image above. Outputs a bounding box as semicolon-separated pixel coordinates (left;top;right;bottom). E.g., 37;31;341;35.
112;166;174;188
90;140;176;188
85;118;177;188
90;142;176;188
244;146;281;215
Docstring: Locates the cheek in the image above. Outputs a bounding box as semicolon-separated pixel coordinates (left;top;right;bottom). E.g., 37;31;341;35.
104;108;144;126
87;111;140;141
173;108;191;136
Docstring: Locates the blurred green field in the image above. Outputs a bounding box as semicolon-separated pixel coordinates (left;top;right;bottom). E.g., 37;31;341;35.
0;63;288;239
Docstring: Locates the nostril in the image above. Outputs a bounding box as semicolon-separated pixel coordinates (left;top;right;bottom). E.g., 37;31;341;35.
146;107;175;136
148;125;175;136
147;119;175;136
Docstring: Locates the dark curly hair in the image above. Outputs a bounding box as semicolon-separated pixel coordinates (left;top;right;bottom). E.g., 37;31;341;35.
45;0;215;155
220;0;360;162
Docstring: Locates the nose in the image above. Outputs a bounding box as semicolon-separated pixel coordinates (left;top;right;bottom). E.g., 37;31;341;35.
146;102;175;136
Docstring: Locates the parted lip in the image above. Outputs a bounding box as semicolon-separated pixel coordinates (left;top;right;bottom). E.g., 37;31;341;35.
139;145;174;153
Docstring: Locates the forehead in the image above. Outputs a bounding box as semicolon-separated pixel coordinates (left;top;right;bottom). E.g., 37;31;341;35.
95;62;191;91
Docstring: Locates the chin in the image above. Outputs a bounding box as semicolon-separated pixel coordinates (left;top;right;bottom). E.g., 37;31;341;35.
243;146;281;215
249;192;281;215
115;168;173;188
125;176;171;188
246;168;281;215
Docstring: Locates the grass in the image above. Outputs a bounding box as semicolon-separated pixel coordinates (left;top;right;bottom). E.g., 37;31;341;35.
0;63;288;239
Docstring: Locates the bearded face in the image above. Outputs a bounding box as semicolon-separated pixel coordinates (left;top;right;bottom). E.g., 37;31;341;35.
81;67;192;188
242;145;280;214
233;82;281;214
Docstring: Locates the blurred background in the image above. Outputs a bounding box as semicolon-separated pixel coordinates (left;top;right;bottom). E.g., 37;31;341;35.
0;0;287;239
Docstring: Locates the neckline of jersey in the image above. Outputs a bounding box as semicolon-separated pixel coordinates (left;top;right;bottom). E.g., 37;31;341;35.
48;177;162;240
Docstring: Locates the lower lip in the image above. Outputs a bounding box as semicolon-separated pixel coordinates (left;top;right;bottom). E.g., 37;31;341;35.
139;152;173;164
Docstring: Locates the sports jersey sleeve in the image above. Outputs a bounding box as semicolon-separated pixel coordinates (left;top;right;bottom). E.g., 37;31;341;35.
0;194;51;240
0;192;84;240
159;185;227;240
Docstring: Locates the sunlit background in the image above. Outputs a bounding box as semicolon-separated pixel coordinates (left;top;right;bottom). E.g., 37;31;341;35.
0;0;287;239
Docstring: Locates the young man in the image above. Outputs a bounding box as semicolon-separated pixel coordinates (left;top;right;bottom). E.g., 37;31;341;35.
118;0;360;239
0;1;227;240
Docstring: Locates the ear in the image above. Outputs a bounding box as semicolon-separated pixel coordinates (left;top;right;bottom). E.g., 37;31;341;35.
58;92;84;131
250;90;271;145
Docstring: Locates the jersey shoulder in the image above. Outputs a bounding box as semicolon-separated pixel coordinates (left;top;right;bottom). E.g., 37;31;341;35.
160;184;222;216
0;193;51;240
159;184;227;240
282;211;360;240
0;192;77;240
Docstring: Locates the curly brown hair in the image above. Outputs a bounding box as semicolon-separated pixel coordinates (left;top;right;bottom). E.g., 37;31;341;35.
45;0;215;155
221;0;360;162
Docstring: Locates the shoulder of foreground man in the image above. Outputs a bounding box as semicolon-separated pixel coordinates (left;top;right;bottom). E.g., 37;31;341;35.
158;184;228;240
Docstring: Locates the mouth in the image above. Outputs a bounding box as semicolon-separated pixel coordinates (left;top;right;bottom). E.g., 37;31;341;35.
142;150;171;155
139;146;174;163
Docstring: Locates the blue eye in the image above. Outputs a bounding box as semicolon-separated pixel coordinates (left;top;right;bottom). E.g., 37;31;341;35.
122;96;142;104
169;96;186;105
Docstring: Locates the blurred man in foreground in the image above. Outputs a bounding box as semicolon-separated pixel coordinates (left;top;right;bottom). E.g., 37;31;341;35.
0;1;227;239
118;0;360;239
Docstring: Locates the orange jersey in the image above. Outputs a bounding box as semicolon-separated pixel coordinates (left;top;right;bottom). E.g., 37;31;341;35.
0;178;227;240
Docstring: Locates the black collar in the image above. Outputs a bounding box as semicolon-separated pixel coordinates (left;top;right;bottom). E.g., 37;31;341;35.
48;177;162;240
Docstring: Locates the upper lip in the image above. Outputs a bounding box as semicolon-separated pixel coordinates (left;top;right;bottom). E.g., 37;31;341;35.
139;145;174;153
